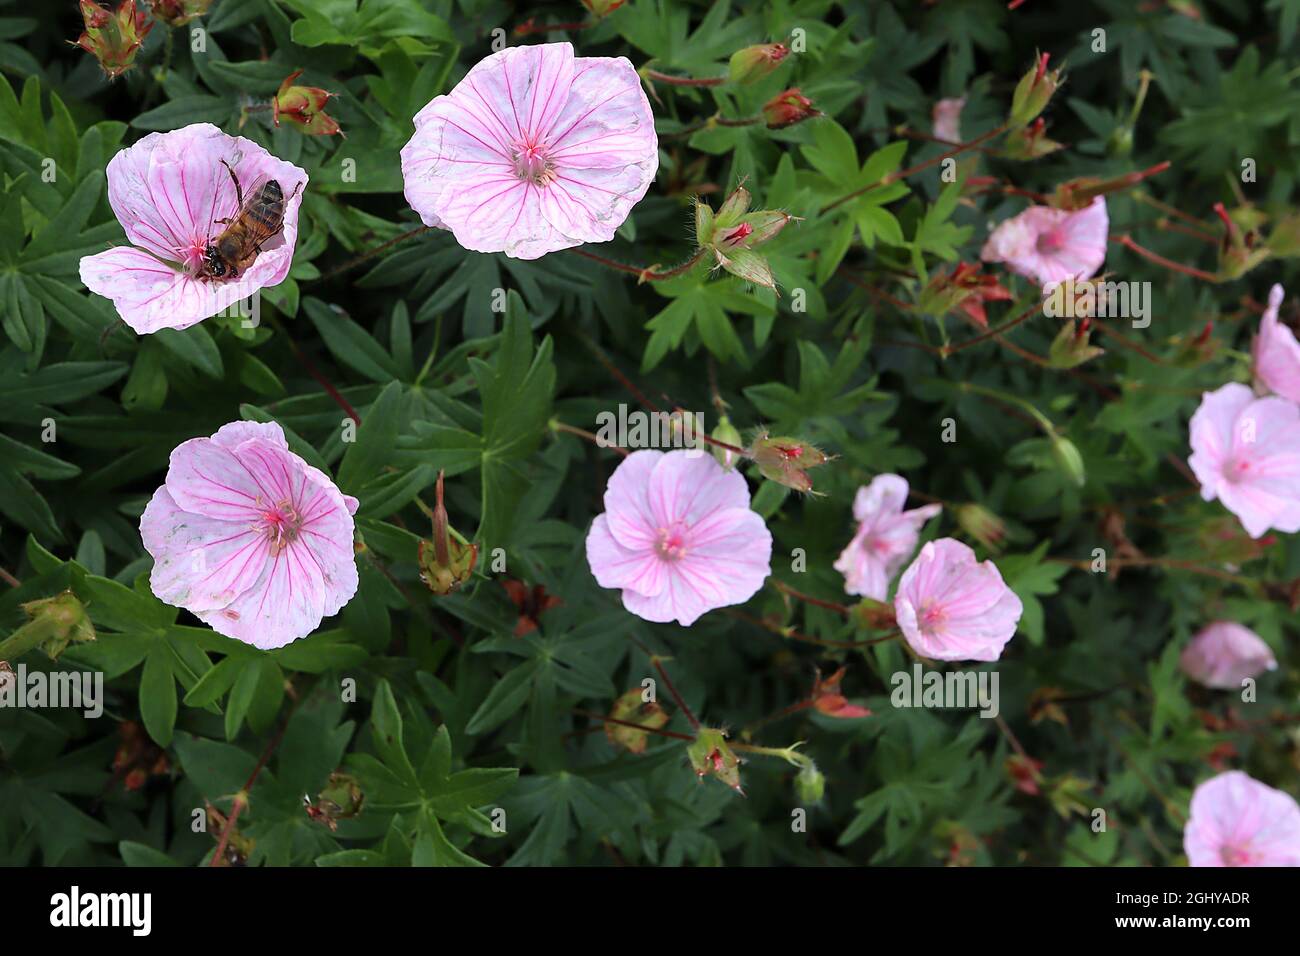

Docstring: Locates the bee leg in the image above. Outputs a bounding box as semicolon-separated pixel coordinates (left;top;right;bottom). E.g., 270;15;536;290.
220;159;244;208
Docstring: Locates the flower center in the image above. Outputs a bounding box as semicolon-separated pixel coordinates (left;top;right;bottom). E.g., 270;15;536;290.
1036;229;1065;254
918;600;947;632
1226;458;1252;482
512;139;556;186
260;500;303;554
654;523;689;561
1219;844;1252;866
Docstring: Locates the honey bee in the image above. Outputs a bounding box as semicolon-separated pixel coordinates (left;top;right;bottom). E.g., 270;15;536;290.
196;159;300;281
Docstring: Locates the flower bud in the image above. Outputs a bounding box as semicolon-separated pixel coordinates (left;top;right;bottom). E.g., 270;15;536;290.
953;503;1007;553
579;0;626;17
75;0;154;80
999;117;1063;160
17;591;96;661
750;433;832;493
273;70;342;136
918;262;1011;328
795;764;825;804
305;772;366;831
763;88;819;129
1048;434;1086;488
728;43;790;85
711;415;744;470
1215;202;1270;280
811;666;871;719
1047;318;1105;369
688;727;743;793
1008;52;1061;128
418;470;479;595
147;0;212;26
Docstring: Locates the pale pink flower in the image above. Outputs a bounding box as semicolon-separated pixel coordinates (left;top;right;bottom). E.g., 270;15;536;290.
79;123;306;335
1180;621;1278;690
140;421;358;649
893;538;1022;662
1188;382;1300;539
980;196;1108;288
585;450;771;626
1253;284;1300;403
932;96;966;143
833;474;941;600
1184;771;1300;867
400;41;658;259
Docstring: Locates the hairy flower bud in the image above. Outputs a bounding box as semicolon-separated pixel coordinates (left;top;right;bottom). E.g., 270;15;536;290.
688;727;743;793
418;471;478;595
763;88;819;129
75;0;154;80
698;185;797;291
953;502;1007;553
1047;318;1105;368
273;70;342;136
147;0;212;26
16;591;96;661
750;433;831;493
728;43;790;85
1048;434;1086;488
1009;52;1062;128
795;764;825;804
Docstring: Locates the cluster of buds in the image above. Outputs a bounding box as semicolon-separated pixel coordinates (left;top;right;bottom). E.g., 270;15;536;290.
728;42;790;85
304;772;365;831
1047;318;1105;369
74;0;154;80
147;0;212;26
1007;52;1062;129
694;184;796;291
272;70;342;136
762;88;820;129
749;431;832;493
417;470;478;595
688;727;744;793
1214;201;1269;280
917;262;1011;328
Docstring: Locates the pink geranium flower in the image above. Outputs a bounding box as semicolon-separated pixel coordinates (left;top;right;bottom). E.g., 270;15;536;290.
1184;771;1300;867
980;196;1108;288
400;41;658;259
140;421;358;649
1253;284;1300;403
1188;382;1300;539
79;123;307;334
833;474;940;600
893;538;1023;662
1180;621;1278;690
931;96;966;143
585;450;771;626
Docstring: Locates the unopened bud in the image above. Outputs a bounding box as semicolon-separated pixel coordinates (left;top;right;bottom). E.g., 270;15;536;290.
711;416;744;470
273;70;342;136
418;471;478;595
147;0;212;25
728;43;790;85
763;88;819;129
579;0;626;17
688;728;743;793
1008;52;1061;128
74;0;153;80
16;591;96;661
953;503;1007;553
750;433;831;493
795;764;825;804
1048;434;1086;488
1047;318;1104;369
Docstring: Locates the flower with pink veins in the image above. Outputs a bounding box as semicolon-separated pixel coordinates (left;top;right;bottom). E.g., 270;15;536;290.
893;538;1023;662
1184;771;1300;867
833;474;941;600
980;196;1108;288
400;41;658;259
585;450;772;626
1253;284;1300;403
79;123;307;335
1187;382;1300;539
140;421;358;649
1180;621;1278;690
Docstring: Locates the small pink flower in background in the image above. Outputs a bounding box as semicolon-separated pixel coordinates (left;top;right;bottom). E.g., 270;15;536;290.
833;474;940;600
140;421;358;649
401;41;658;260
585;450;771;626
1184;771;1300;867
1180;621;1277;690
931;96;966;143
1253;284;1300;403
79;123;307;334
980;196;1108;288
1188;382;1300;539
893;538;1022;662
